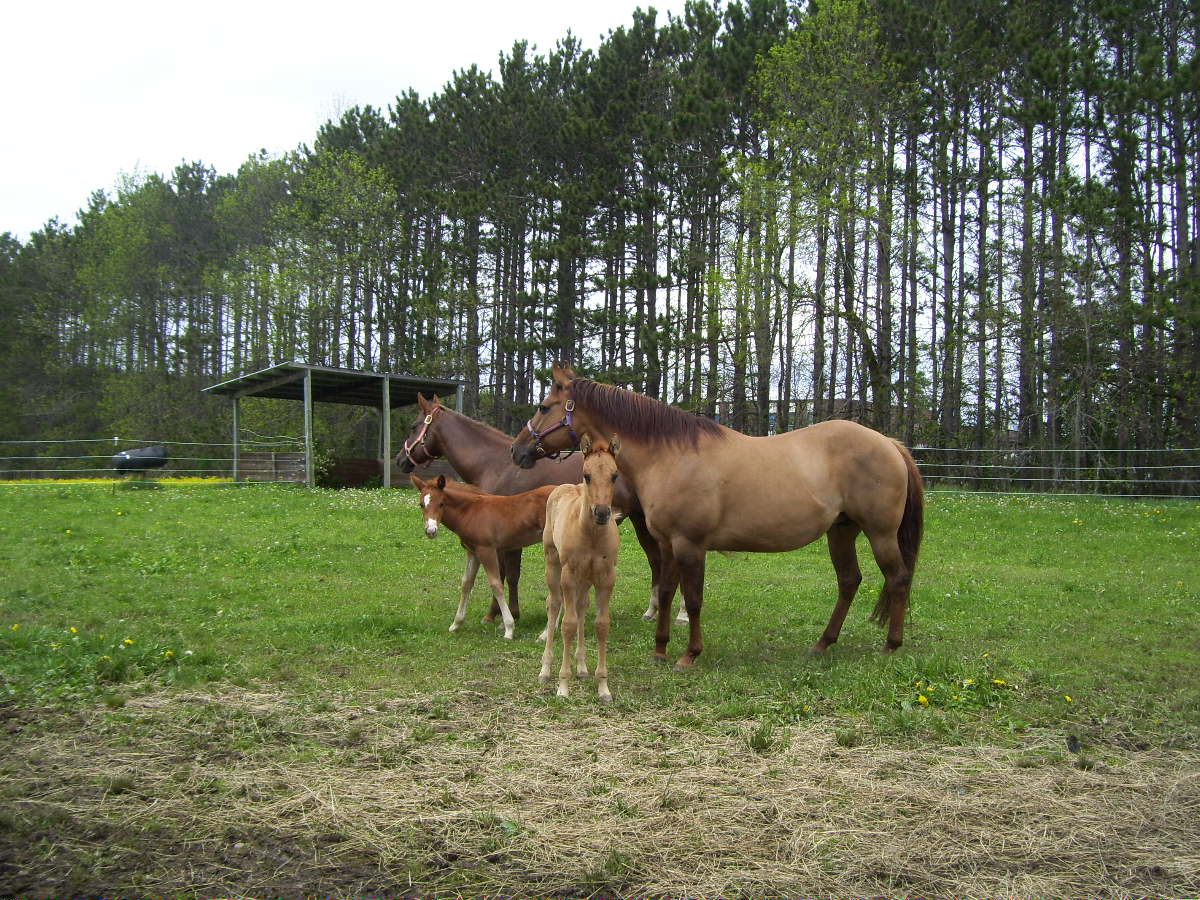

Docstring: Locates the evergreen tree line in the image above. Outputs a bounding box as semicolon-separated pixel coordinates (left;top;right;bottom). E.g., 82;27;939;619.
1;0;1196;464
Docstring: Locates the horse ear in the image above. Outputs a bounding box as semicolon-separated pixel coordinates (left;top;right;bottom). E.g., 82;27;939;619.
436;474;446;490
409;474;424;490
417;393;430;411
431;393;441;406
580;433;593;454
610;435;621;456
551;361;576;385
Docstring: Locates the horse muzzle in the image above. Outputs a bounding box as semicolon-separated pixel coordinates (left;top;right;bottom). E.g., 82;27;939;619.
424;519;439;538
396;452;416;474
511;443;536;469
592;505;612;526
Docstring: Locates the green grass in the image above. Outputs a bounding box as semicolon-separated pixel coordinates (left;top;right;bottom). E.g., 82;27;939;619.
1;483;1197;746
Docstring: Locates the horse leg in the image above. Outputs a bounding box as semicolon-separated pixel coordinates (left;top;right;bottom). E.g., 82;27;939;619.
595;577;614;703
631;512;687;624
811;521;863;654
866;531;912;653
652;541;681;663
574;584;589;680
504;548;523;621
557;569;581;698
673;541;707;671
539;544;563;682
476;546;516;640
451;552;481;633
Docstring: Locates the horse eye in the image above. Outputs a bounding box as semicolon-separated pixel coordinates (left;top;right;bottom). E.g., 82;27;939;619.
538;405;549;415
584;474;592;483
611;473;618;482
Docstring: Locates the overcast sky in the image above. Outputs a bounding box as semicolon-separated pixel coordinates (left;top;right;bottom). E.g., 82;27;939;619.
3;0;691;242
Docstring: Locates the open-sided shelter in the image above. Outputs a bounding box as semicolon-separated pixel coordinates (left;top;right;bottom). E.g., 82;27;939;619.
203;362;463;487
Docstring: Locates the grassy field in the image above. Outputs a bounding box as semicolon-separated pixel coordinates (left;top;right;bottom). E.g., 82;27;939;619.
1;483;1198;897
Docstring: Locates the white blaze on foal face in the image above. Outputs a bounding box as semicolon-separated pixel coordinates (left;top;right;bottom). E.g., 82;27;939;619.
422;492;439;537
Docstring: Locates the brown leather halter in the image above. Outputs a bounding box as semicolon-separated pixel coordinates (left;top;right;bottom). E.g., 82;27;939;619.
402;407;441;467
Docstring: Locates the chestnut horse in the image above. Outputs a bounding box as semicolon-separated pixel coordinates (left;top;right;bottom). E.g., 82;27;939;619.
511;364;924;669
409;473;555;640
398;394;671;623
540;434;621;702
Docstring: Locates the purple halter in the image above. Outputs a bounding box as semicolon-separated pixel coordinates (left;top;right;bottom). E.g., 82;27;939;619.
523;400;579;459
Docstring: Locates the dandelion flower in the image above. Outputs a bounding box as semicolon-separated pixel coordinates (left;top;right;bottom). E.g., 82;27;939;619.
918;695;929;706
1064;695;1073;702
69;626;78;634
164;650;174;659
992;678;1007;686
10;624;18;631
123;638;134;646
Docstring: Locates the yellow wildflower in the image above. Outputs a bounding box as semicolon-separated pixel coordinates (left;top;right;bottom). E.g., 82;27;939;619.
69;626;78;634
10;624;18;631
164;650;174;659
918;695;929;706
992;678;1007;686
1064;695;1073;702
123;638;134;646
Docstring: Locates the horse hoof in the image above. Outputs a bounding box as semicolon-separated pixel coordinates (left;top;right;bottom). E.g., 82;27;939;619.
449;623;461;633
673;656;696;672
652;653;670;665
808;643;827;656
538;673;552;684
481;615;496;624
598;693;613;704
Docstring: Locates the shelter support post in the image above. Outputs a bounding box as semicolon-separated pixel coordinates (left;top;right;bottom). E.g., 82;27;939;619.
381;377;392;488
455;384;464;413
304;370;314;487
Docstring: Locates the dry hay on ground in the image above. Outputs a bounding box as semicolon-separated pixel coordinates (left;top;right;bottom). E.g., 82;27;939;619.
1;687;1197;898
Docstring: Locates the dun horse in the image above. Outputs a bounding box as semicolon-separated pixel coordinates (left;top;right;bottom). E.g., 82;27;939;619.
409;474;555;640
540;434;621;702
512;364;924;668
398;394;677;623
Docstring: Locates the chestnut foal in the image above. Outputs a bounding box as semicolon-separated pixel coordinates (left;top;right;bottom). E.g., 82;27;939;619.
410;474;555;640
540;435;621;702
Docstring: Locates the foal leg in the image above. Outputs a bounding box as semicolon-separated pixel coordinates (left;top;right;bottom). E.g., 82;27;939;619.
557;570;582;698
866;532;912;653
451;552;481;633
485;548;522;623
539;545;563;682
811;521;863;654
476;547;516;640
594;576;614;703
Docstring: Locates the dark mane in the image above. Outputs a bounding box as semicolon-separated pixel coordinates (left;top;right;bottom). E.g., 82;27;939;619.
572;379;724;448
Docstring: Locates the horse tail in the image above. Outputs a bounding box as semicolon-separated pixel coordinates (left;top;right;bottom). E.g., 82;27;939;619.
870;440;924;624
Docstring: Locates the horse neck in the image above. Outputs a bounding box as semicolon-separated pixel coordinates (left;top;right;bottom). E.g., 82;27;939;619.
434;411;511;486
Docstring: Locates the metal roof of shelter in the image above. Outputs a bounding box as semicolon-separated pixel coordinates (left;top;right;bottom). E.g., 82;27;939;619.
203;362;463;487
203;361;462;408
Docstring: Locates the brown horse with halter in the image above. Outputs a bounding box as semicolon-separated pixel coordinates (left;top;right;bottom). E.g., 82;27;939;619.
511;364;924;669
397;394;664;623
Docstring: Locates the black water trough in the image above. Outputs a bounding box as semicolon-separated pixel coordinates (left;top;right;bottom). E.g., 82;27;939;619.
111;445;169;472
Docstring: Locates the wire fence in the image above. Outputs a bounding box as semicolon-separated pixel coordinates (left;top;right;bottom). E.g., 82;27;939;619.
1;437;1197;497
912;446;1200;498
0;436;302;484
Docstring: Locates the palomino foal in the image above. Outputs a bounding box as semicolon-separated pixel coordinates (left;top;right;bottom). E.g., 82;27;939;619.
410;474;555;640
540;434;621;702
